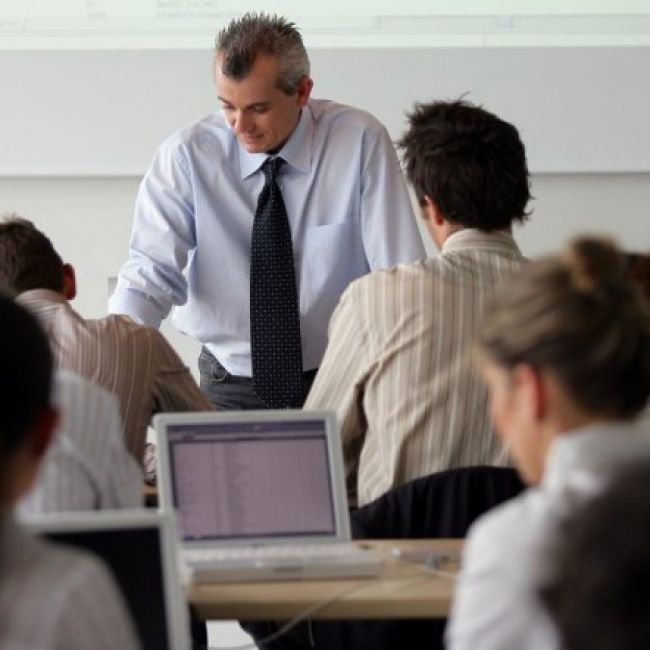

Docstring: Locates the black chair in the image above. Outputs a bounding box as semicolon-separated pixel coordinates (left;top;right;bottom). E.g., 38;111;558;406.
351;465;525;540
310;466;525;649
247;465;525;649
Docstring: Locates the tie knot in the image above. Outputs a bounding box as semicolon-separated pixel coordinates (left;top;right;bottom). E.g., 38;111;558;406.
262;156;284;182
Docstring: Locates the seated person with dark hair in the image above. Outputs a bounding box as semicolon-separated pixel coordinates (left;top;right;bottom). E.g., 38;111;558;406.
306;99;532;506
0;216;213;478
0;295;139;649
542;461;650;650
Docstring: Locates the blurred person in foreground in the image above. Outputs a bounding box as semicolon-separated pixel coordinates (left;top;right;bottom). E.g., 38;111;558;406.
542;461;650;650
0;295;139;649
446;237;650;649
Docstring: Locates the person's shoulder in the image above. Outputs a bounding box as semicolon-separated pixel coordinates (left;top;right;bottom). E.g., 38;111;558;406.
309;99;387;135
54;370;120;421
55;369;111;398
84;315;181;362
105;315;176;344
156;111;232;158
31;539;133;640
1;531;101;640
465;487;551;564
355;258;433;290
337;261;430;315
41;534;100;573
94;313;160;337
10;527;105;590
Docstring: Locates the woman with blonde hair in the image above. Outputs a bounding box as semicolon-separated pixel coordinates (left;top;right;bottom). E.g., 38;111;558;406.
446;238;650;649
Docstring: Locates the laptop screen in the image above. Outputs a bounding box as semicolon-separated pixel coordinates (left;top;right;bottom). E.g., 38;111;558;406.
167;419;337;541
44;526;171;650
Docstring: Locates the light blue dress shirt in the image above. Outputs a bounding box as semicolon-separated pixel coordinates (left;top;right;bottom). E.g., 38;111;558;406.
110;99;425;376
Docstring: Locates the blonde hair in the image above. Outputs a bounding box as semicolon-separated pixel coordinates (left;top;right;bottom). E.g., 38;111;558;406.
478;237;650;419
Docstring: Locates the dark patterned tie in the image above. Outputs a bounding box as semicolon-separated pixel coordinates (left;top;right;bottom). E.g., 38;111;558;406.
250;156;303;408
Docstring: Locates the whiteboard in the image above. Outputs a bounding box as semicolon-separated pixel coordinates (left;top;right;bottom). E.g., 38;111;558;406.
2;1;650;49
1;47;649;175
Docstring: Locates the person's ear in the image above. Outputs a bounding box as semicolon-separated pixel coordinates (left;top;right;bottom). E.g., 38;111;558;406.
421;196;446;227
62;263;77;300
514;364;547;422
295;76;313;107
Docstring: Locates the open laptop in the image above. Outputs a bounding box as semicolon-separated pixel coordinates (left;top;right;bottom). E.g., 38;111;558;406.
154;410;381;583
23;510;191;650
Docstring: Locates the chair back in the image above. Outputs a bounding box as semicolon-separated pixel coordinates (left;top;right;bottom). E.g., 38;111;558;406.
351;465;525;540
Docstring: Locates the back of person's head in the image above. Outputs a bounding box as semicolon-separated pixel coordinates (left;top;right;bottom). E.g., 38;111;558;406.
0;294;53;503
215;12;309;95
398;99;531;231
542;462;650;650
478;237;650;419
0;216;64;296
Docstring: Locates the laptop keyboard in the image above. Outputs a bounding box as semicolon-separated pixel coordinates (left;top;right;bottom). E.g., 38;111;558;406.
185;542;366;563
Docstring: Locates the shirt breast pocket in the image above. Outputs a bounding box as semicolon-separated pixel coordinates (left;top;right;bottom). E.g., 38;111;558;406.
299;219;367;312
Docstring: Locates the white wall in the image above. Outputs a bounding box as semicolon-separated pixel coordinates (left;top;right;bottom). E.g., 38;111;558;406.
2;43;649;374
2;172;649;375
3;48;650;174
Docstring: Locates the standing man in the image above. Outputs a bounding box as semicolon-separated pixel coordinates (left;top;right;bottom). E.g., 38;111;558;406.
109;13;424;410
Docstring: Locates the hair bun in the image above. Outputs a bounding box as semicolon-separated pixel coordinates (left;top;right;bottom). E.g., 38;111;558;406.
562;237;625;294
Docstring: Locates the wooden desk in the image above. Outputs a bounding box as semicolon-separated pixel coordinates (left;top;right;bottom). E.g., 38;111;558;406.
143;484;158;508
188;539;461;620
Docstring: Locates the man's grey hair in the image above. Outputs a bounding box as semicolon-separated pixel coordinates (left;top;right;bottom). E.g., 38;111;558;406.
215;13;310;95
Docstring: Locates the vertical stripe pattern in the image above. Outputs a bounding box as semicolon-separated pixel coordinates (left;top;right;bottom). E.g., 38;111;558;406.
305;230;526;506
16;290;214;464
18;370;143;514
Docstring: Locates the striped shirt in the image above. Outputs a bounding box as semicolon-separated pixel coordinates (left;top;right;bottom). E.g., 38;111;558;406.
18;371;143;514
17;289;214;464
305;229;525;506
0;516;140;650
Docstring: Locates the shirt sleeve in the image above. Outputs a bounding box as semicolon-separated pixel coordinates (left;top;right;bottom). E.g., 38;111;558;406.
109;140;197;327
359;123;425;270
305;282;373;502
446;508;561;650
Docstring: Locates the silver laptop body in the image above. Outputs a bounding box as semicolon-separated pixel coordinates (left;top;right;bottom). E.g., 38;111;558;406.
155;410;381;583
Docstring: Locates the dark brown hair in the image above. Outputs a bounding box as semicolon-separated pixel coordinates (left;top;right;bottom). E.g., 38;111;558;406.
0;294;53;468
398;99;531;231
0;216;64;295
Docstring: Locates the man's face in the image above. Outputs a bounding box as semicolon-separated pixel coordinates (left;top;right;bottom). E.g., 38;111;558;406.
215;54;312;154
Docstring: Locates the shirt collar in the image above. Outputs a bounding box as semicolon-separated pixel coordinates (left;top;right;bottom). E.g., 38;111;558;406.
15;288;67;307
542;422;650;493
441;228;521;256
238;106;313;180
